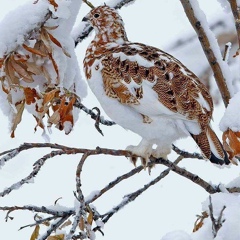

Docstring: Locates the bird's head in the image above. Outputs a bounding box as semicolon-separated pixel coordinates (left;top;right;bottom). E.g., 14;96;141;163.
83;5;128;43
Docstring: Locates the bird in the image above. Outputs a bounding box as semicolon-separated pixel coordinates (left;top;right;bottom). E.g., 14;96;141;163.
83;5;230;166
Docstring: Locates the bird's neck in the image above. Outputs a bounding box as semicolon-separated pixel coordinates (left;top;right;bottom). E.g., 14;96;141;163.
89;22;128;56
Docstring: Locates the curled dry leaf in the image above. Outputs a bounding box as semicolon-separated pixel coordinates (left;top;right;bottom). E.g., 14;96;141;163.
222;129;240;164
193;211;208;232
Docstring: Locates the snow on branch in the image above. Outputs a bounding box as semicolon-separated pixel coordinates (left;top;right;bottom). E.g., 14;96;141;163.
180;0;233;107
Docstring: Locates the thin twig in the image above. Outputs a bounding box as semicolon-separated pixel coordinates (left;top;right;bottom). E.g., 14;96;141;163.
74;100;116;126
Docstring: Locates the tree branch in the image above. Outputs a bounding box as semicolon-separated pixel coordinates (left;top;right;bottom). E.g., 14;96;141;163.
228;0;240;51
180;0;231;107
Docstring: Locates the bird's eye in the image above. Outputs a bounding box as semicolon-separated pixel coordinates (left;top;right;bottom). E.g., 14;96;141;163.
94;13;100;18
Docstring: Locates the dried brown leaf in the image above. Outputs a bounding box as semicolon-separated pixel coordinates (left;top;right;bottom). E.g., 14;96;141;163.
223;129;240;163
22;44;47;57
10;56;34;83
11;100;25;138
47;234;64;240
59;219;72;230
48;110;60;125
24;87;40;105
5;58;20;85
48;53;59;84
40;28;52;53
26;62;42;75
30;225;40;240
42;65;52;84
48;0;58;10
87;209;93;225
48;32;62;48
62;47;71;58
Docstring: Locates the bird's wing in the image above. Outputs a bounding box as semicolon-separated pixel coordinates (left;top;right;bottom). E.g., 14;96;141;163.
100;42;213;130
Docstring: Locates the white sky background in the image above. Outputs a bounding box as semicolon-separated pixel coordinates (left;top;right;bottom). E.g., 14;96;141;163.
0;0;240;239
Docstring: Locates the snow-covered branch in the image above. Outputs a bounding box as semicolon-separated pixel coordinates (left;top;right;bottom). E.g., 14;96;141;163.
180;0;232;107
228;0;240;52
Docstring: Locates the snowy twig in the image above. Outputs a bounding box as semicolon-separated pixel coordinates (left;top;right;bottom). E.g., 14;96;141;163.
223;42;232;62
0;205;74;222
37;215;70;240
228;0;240;52
86;165;144;204
18;216;56;230
172;144;203;159
0;150;67;197
74;0;136;46
180;0;231;107
208;195;226;237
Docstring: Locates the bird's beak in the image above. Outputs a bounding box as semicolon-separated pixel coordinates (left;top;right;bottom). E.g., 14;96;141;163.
82;15;89;22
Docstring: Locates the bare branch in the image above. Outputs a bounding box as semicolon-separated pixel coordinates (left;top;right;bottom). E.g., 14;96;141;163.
180;0;231;107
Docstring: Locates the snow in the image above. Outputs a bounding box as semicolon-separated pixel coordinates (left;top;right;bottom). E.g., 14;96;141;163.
0;0;49;57
161;230;192;240
219;91;240;132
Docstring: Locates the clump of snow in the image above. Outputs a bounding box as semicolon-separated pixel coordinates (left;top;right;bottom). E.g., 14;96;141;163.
219;91;240;132
226;175;240;189
0;0;49;58
161;230;192;240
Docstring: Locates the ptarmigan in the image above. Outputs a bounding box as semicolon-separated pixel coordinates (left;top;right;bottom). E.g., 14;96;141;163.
83;5;229;166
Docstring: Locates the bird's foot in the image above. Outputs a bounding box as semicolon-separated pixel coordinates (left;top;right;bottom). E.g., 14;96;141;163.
126;143;153;169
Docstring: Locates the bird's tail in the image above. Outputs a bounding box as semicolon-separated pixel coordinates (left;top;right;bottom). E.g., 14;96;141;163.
191;126;230;165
